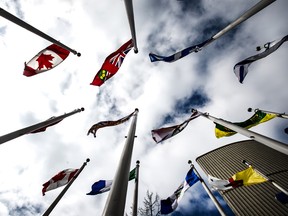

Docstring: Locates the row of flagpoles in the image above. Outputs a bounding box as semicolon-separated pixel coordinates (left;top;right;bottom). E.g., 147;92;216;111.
0;106;287;214
1;0;287;215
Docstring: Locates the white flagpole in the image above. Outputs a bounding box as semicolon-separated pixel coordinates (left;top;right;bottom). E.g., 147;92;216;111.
42;158;90;216
123;0;138;53
184;0;276;54
248;108;288;119
242;160;288;195
102;108;139;216
196;0;276;51
132;160;140;216
0;107;84;145
211;0;275;41
194;109;288;155
0;7;81;56
189;160;227;216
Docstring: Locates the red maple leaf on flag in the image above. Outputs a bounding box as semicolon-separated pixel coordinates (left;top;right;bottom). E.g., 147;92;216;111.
36;53;54;70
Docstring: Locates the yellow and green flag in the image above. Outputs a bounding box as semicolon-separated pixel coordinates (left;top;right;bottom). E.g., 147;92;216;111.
215;110;276;138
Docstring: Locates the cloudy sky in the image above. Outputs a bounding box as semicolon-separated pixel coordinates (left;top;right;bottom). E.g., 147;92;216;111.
0;0;287;215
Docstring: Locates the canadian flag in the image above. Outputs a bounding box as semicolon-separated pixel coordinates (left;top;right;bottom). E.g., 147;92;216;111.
23;44;70;77
42;168;78;196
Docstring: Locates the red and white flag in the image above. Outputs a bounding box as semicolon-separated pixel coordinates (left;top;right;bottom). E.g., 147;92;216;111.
42;168;78;195
90;39;133;86
24;44;70;77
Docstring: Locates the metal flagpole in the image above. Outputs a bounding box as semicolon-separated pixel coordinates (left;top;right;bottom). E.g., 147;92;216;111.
198;0;276;50
211;0;275;40
194;109;288;155
132;160;140;216
42;158;90;216
0;7;81;56
123;0;138;53
0;107;84;145
102;108;139;216
248;107;288;119
242;160;288;195
188;160;227;216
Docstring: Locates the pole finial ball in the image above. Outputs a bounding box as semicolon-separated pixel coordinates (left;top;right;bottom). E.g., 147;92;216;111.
81;107;85;111
188;160;192;164
136;160;140;164
247;108;252;112
86;158;90;162
77;52;81;57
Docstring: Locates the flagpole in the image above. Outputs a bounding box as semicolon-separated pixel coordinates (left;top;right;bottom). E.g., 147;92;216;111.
42;158;90;216
194;109;288;155
0;107;84;145
0;7;81;56
189;160;227;216
211;0;275;41
123;0;138;53
248;108;288;119
132;160;140;216
242;160;288;195
102;108;139;216
191;0;276;51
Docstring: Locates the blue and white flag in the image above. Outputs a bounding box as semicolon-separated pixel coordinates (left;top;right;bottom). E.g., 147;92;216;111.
149;38;213;63
86;168;136;195
234;35;288;83
86;180;113;195
160;167;200;214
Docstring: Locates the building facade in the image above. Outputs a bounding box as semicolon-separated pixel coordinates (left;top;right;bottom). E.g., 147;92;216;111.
196;140;288;216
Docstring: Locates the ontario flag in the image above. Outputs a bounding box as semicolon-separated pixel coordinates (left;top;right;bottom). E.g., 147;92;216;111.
24;44;70;77
90;39;133;86
42;168;78;196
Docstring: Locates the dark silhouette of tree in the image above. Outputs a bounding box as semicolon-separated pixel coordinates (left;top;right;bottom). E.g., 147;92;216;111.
138;190;161;216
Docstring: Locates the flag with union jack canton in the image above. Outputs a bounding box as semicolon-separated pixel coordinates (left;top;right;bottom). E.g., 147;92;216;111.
90;39;133;86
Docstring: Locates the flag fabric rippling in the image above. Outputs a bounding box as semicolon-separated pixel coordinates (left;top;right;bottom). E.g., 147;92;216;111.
151;110;200;143
160;167;199;214
42;168;78;196
149;38;213;63
215;110;276;138
86;168;136;195
87;110;137;137
234;35;288;83
208;166;267;191
90;39;133;86
24;44;70;77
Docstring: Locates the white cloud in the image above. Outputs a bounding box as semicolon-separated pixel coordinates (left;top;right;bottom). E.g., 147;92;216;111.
0;0;287;215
